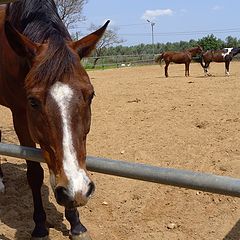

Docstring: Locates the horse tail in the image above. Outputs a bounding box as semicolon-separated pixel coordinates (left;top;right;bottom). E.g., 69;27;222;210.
155;53;164;66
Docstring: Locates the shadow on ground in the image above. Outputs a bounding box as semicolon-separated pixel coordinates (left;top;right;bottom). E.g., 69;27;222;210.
0;161;69;239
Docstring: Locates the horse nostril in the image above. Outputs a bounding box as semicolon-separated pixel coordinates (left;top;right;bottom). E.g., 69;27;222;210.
86;182;95;198
55;186;71;206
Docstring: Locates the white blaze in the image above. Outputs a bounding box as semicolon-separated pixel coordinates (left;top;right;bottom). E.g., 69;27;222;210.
50;82;90;197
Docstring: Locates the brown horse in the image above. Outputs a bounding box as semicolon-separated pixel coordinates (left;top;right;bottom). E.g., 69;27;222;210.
200;47;240;76
0;0;109;239
155;46;203;77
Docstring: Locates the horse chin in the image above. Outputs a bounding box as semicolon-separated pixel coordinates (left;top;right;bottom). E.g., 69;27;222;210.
57;197;87;209
74;194;89;207
66;192;89;208
68;201;86;209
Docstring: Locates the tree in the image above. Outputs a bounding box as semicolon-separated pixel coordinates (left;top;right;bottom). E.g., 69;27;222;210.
55;0;88;28
225;36;238;48
198;34;224;50
89;24;124;56
88;24;124;67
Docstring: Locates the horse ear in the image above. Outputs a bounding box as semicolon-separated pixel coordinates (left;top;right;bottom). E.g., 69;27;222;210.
72;20;110;59
4;21;38;59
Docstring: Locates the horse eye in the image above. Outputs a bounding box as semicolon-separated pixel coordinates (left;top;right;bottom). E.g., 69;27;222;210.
28;97;40;109
89;92;95;102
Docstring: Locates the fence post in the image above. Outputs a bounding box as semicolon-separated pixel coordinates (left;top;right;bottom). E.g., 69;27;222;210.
101;57;104;70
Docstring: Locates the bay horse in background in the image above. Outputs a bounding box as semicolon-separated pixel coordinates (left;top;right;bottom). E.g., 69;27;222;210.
200;47;240;76
0;0;109;239
155;46;203;77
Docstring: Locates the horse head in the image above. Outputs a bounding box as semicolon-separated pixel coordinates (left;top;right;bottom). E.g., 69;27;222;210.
230;47;240;57
187;45;203;57
5;20;109;208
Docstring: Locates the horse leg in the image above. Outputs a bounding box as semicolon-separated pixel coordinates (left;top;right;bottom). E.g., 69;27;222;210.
185;63;190;77
0;162;4;193
165;62;169;77
225;61;230;76
205;62;211;76
65;208;92;240
0;130;5;194
12;111;48;239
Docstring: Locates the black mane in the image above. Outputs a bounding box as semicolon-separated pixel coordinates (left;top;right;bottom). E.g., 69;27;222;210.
6;0;71;42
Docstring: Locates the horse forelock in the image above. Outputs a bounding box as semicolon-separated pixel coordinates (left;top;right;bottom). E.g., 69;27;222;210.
25;37;77;90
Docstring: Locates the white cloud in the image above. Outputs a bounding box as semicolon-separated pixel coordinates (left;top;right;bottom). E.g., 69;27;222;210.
141;9;173;21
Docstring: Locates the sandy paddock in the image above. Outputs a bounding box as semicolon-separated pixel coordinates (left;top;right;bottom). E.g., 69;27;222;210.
1;62;240;239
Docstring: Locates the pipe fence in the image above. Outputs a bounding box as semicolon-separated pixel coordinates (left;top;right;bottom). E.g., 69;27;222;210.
82;54;156;70
1;142;240;197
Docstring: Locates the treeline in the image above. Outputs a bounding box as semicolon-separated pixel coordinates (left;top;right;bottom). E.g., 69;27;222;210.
101;34;240;56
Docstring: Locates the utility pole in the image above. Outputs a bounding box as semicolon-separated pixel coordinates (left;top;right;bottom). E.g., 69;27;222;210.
147;20;155;56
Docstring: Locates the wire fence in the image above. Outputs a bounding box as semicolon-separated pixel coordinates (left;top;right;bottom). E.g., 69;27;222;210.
82;54;156;69
82;53;240;70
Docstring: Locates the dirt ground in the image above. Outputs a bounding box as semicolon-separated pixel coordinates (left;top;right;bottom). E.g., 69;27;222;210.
1;62;240;240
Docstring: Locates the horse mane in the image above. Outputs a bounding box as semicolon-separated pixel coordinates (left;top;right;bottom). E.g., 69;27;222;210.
6;0;77;89
186;46;202;57
186;46;200;52
6;0;71;42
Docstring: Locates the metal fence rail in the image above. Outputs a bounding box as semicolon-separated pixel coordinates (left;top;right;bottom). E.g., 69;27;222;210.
82;54;155;69
1;142;240;197
82;54;240;70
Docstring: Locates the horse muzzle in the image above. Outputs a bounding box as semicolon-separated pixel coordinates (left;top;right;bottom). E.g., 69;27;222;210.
54;181;95;208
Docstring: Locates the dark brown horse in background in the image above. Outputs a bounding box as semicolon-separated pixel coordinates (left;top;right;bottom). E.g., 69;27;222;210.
155;46;203;77
0;0;109;239
200;47;240;76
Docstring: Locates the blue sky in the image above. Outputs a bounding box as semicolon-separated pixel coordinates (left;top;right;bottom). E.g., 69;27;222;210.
74;0;240;46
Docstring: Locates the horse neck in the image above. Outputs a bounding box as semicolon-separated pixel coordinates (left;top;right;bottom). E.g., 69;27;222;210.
233;48;240;56
187;48;199;57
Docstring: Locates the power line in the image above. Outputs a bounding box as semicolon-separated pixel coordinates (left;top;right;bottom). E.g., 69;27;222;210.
70;23;240;38
117;28;240;37
69;22;149;30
